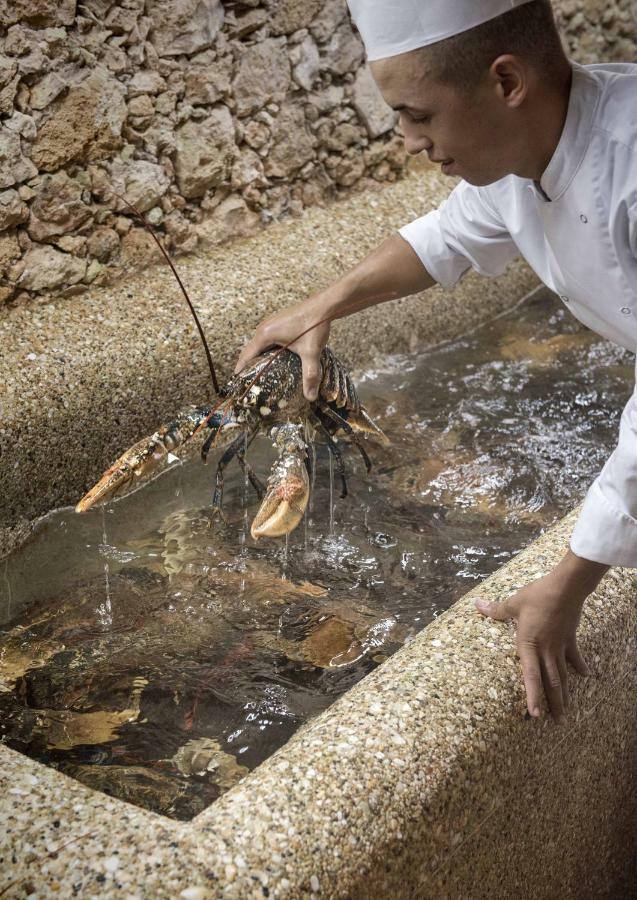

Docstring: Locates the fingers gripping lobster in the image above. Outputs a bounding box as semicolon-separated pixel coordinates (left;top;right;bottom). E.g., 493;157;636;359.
74;192;387;538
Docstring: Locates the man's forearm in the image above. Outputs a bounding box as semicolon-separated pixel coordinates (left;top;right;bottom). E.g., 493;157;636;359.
234;233;437;389
319;233;437;322
552;549;609;599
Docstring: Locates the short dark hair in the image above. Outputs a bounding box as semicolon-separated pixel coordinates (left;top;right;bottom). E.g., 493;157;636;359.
423;0;567;89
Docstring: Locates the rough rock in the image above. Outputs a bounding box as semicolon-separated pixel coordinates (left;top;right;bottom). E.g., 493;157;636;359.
155;91;177;116
29;71;67;110
227;7;267;39
184;58;232;106
101;43;130;76
232;38;291;117
55;234;86;255
0;230;21;277
147;0;224;57
18;244;86;291
31;68;127;171
264;103;316;179
83;258;104;282
0;0;620;303
27;172;92;241
127;94;154;117
364;135;405;172
324;122;363;152
4;24;32;56
290;35;320;91
0;0;76;28
0;55;18;87
109;159;171;213
5;112;37;140
104;5;141;34
326;151;365;187
270;0;323;36
127;70;167;96
242;119;270;150
308;85;345;113
0;128;38;189
15;44;49;78
163;209;198;252
0;75;20;117
230;148;265;190
310;0;347;43
175;106;236;198
321;21;365;76
0;189;29;232
200;195;260;245
352;65;398;138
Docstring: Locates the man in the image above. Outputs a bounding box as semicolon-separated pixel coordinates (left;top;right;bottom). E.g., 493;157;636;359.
235;0;637;723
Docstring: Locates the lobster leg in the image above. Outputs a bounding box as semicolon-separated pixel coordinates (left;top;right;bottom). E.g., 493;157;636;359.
235;432;266;499
309;413;348;499
315;404;373;473
76;406;213;512
212;429;259;514
201;418;234;463
250;425;310;539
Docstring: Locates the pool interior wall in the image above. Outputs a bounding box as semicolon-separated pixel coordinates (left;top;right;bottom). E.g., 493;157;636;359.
1;169;636;898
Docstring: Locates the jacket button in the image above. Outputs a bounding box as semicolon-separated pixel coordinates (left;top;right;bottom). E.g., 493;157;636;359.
560;294;570;303
580;214;588;223
621;307;632;315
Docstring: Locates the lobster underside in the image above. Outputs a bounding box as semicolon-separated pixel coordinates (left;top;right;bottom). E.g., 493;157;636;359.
76;348;388;539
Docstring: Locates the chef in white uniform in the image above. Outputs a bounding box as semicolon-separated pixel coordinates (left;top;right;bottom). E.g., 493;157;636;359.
236;0;637;723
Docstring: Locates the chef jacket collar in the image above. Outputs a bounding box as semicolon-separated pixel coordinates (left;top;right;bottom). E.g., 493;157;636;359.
538;62;601;203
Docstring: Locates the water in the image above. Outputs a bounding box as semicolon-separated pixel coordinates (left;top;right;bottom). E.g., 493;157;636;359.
0;290;632;819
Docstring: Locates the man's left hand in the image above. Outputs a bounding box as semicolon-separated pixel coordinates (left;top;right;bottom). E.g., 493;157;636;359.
474;549;609;723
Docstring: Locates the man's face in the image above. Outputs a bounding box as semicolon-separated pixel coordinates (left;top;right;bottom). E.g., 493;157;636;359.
371;51;517;187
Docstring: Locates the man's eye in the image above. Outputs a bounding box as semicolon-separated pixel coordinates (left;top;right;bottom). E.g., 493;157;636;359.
410;112;431;124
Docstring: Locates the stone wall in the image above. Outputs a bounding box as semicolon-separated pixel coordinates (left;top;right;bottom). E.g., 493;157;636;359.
0;0;634;306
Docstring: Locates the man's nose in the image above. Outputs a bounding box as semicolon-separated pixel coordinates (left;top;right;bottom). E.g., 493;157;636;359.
400;116;433;156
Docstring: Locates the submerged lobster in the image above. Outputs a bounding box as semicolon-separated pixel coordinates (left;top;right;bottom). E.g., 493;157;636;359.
75;195;387;538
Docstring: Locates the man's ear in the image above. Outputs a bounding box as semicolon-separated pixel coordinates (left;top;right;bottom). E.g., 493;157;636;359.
490;54;528;108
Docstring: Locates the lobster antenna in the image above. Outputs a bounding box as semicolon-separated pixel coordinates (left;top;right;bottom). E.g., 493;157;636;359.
107;189;220;396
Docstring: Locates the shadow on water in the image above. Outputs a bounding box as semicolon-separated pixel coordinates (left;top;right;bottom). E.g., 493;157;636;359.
0;289;633;819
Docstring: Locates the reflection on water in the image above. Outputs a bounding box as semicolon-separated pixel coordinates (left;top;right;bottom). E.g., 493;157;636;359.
0;289;632;819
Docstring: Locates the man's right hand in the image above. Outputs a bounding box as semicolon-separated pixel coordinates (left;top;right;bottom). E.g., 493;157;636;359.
234;234;435;401
233;293;331;401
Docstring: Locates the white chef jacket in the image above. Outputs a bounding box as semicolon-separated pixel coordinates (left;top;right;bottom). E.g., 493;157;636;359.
399;61;637;567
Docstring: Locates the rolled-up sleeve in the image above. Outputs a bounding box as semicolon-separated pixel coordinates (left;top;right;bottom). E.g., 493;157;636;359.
570;364;637;566
398;180;521;289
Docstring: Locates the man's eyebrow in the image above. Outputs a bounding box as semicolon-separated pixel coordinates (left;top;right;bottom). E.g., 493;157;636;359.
390;104;431;115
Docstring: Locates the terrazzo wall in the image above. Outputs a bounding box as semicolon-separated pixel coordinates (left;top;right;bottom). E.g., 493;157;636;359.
0;0;635;305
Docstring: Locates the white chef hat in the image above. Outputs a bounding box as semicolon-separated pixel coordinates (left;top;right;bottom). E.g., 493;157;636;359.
347;0;535;61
